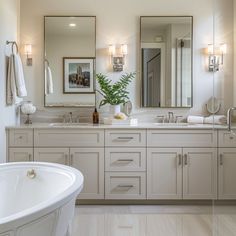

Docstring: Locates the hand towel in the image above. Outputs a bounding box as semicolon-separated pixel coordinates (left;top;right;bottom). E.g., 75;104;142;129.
45;65;53;95
204;115;227;125
13;53;27;97
6;55;23;105
187;115;204;124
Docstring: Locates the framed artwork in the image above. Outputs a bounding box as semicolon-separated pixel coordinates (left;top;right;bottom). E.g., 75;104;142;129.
63;57;95;93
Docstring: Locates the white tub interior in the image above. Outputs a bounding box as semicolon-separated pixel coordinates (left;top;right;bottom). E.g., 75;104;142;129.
0;166;74;219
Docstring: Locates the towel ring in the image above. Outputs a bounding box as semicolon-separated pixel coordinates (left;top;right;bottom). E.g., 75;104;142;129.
6;40;19;54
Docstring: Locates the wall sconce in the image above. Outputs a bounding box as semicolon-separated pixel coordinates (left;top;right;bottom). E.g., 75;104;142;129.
108;44;128;72
208;43;226;72
24;44;32;66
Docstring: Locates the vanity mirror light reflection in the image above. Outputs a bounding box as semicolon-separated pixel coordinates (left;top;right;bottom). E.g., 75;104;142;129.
140;16;193;108
44;16;96;107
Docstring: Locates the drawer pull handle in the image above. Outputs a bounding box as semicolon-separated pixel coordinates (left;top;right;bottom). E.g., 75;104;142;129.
118;185;134;188
117;159;133;162
18;136;23;139
178;154;182;166
117;137;134;140
29;154;32;161
220;154;223;165
230;136;234;140
184;154;188;165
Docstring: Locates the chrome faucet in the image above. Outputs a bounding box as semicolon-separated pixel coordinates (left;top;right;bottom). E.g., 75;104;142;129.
227;107;236;132
168;112;174;123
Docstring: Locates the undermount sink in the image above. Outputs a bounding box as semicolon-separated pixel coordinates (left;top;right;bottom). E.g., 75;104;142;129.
153;122;189;126
49;123;91;127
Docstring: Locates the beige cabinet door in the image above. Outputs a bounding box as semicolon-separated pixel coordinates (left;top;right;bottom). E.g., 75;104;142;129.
70;148;104;199
8;148;33;162
34;148;69;165
147;148;182;199
183;148;217;199
218;148;236;199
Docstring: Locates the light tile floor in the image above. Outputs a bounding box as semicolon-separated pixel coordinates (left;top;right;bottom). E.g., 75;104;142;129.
72;205;236;236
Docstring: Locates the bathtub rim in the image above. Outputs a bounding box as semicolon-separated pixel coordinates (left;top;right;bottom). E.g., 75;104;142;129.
0;162;83;231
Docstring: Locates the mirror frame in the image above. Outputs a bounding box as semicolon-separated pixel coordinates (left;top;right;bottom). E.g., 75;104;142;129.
43;15;96;108
140;16;193;108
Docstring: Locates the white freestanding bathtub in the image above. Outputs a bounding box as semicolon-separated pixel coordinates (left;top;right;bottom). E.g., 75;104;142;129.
0;162;84;236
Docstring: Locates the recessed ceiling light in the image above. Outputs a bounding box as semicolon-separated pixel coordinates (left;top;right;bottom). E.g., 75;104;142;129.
69;23;76;27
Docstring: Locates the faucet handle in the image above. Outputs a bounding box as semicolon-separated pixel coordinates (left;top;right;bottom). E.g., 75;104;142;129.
157;115;165;123
175;115;183;123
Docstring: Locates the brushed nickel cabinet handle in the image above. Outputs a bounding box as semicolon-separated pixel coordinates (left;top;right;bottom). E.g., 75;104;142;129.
117;137;134;140
178;154;182;166
117;159;133;162
220;154;223;165
184;154;188;165
118;185;134;188
29;154;32;161
65;154;69;165
230;136;234;140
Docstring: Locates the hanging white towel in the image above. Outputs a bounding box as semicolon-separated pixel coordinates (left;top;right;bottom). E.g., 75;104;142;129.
13;53;27;97
6;55;22;105
45;65;53;95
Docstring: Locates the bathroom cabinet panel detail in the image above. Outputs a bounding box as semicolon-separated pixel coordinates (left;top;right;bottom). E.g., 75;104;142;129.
183;148;217;199
34;129;104;147
218;148;236;199
147;130;217;147
105;172;146;199
218;130;236;147
8;148;33;162
34;148;70;165
9;129;33;147
105;148;146;172
70;148;104;199
105;129;146;147
147;148;182;199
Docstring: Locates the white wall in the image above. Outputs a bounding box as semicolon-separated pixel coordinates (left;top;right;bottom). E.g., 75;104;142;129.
0;0;20;163
19;0;233;122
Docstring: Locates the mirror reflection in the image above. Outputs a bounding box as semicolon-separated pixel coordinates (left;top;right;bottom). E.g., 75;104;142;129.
44;16;96;107
140;16;193;108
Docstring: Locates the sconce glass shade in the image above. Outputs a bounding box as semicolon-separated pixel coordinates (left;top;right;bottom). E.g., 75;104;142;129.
24;44;32;55
220;43;227;54
109;45;116;56
121;44;128;55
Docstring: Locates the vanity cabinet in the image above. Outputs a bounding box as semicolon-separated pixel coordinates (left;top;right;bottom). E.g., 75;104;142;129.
218;130;236;199
218;148;236;199
34;148;70;165
8;148;33;162
8;129;34;162
104;129;146;199
147;130;217;200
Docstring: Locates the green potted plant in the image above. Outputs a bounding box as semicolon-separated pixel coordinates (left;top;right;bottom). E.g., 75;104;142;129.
96;72;135;114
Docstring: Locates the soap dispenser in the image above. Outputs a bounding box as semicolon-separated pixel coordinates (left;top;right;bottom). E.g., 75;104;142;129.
93;108;99;124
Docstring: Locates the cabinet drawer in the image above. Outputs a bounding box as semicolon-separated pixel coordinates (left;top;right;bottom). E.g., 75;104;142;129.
105;172;146;199
105;148;146;171
8;148;33;162
105;130;146;147
218;130;236;147
34;129;104;147
147;130;216;147
8;129;33;147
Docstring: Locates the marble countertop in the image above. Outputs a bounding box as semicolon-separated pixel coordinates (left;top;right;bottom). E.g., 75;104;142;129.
5;122;230;130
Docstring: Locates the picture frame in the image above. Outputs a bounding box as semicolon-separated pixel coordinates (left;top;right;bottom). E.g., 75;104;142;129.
63;57;95;93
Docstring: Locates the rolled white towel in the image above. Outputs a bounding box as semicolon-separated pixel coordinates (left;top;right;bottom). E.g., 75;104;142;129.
204;115;227;125
187;115;204;124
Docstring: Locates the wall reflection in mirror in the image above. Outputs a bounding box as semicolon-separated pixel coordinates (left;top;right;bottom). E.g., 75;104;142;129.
140;16;193;108
44;16;96;107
